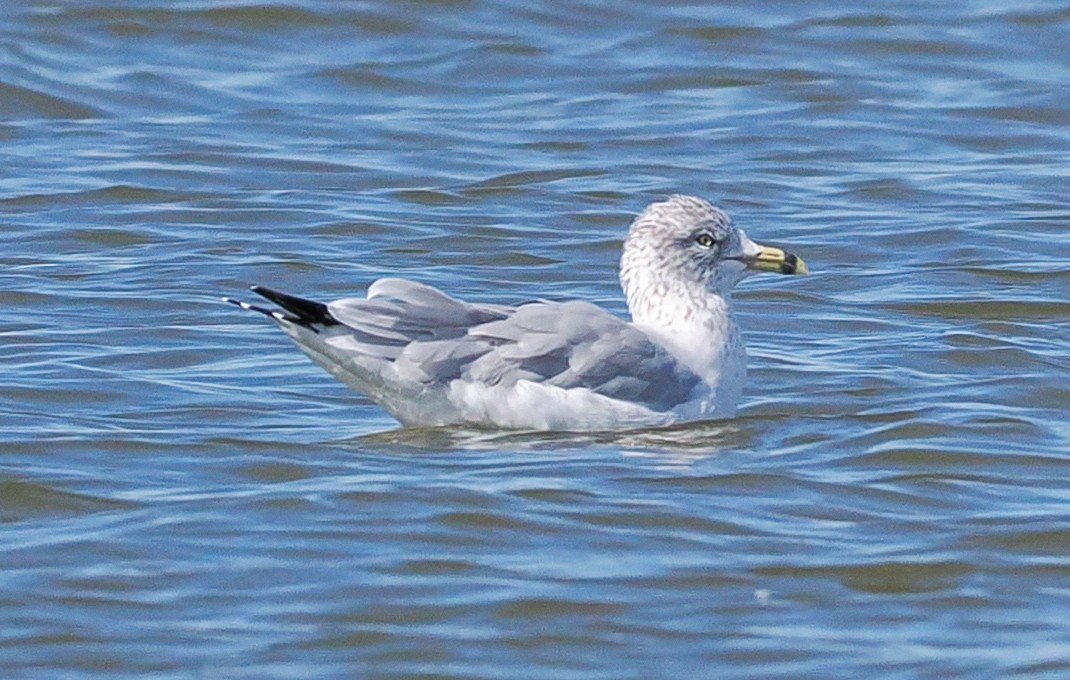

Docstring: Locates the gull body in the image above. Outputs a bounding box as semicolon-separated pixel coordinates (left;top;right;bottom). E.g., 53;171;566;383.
226;195;806;431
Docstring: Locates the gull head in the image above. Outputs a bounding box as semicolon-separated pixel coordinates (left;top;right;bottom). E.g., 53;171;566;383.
619;195;807;320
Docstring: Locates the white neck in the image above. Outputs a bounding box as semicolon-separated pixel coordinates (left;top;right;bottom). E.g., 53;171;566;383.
621;269;747;414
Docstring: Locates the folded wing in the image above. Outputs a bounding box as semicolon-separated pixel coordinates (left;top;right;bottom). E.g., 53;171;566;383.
322;278;700;413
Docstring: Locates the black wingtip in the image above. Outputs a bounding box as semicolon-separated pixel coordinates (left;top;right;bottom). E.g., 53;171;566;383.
249;285;338;327
222;296;308;327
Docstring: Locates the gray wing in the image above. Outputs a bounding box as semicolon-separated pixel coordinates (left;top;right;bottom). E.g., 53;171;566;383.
324;277;511;356
325;278;700;412
462;300;702;411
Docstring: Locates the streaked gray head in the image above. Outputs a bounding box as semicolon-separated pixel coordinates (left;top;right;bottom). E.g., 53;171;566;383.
619;195;807;324
620;195;758;301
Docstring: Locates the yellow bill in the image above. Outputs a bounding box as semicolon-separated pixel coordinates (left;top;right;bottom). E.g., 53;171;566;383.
748;244;808;275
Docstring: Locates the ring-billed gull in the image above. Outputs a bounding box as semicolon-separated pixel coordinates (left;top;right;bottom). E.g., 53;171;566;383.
224;195;807;430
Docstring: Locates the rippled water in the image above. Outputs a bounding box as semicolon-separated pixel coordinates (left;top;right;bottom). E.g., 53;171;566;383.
3;1;1070;676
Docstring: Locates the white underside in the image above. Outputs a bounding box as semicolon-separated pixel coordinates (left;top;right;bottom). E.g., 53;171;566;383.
445;380;712;431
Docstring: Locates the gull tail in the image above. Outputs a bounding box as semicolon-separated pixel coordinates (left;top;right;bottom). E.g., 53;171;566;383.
222;285;339;332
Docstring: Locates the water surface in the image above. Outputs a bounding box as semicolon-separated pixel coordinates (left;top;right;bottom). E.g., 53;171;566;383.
2;1;1070;677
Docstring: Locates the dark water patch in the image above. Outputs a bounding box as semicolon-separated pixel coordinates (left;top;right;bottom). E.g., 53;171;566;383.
848;447;1070;472
963;265;1070;284
0;290;54;306
495;597;628;620
887;299;1070;320
0;479;134;521
796;12;902;28
392;188;469;206
666;25;764;42
381;244;432;256
315;67;443;94
484;251;560;267
391;557;480;575
311;220;397;237
510;486;599;505
755;559;973;595
0;184;204;209
463;168;607;191
836;177;933;202
1020;385;1070;411
102;19;155;38
941;346;1049;371
1012;659;1070;677
46;4;348;30
1003;6;1070;26
824;35;986;59
164;150;363;176
0;82;102;120
620;74;763;93
234;460;316;483
520;140;592;153
966;527;1070;555
956;105;1070;125
199;4;336;28
561;501;761;539
66;227;156;247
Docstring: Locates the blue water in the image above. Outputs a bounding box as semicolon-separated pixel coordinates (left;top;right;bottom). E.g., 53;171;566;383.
2;1;1070;677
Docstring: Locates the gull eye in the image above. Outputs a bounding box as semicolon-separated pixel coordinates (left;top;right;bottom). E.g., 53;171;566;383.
696;233;716;248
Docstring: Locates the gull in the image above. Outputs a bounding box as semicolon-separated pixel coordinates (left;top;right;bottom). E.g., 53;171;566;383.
224;195;807;431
